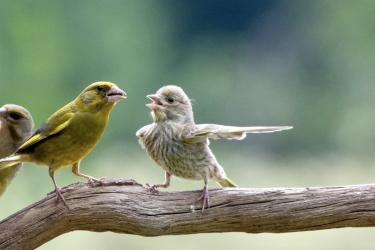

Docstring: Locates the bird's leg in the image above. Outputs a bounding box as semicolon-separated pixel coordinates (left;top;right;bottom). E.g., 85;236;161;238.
146;172;171;194
72;162;105;185
195;177;209;212
48;166;69;208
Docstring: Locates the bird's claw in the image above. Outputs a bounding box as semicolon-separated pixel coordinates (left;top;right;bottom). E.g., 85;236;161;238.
194;187;210;213
47;185;74;196
87;177;107;186
54;187;69;209
145;183;159;194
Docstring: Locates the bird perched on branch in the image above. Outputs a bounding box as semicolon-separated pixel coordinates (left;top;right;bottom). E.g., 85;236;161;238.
136;85;292;212
0;104;34;197
0;82;127;206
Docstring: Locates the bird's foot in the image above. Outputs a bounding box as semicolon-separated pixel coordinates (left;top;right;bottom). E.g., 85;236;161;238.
47;185;74;196
87;176;107;186
145;183;160;194
54;187;70;209
194;187;210;213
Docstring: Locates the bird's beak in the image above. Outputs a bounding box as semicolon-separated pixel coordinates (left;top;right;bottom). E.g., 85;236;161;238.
0;107;7;117
147;94;162;103
146;94;164;110
107;86;127;103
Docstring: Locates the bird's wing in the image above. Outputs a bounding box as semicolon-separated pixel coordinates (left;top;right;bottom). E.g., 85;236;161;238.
182;124;293;142
16;106;74;153
136;124;153;149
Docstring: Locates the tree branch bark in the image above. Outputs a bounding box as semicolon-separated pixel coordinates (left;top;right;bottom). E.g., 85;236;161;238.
1;179;375;249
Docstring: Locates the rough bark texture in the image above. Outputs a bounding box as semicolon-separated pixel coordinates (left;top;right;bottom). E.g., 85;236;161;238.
1;179;375;249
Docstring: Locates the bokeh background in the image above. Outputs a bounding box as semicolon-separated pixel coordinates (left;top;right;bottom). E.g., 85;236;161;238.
1;0;375;249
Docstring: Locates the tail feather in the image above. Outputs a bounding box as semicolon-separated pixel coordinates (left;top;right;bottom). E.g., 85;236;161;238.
217;177;238;188
0;155;22;170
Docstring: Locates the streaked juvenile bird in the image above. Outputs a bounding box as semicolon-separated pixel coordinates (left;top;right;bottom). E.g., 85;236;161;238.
0;104;34;196
0;82;126;206
136;85;292;211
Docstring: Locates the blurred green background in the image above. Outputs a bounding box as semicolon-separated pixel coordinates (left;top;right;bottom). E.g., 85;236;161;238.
1;0;375;249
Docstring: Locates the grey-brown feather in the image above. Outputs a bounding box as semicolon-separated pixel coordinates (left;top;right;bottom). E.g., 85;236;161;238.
0;104;34;196
137;85;292;187
183;124;293;142
137;121;226;181
0;126;23;196
138;85;292;212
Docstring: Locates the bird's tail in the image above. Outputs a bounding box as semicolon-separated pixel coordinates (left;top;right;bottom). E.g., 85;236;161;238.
0;155;23;170
217;177;238;188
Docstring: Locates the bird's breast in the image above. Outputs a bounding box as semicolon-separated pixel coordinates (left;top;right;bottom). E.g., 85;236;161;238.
142;124;211;179
142;125;180;164
31;112;108;166
0;125;18;157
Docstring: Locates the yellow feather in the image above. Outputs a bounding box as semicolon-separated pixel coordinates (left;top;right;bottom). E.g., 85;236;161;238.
17;108;74;152
216;177;238;188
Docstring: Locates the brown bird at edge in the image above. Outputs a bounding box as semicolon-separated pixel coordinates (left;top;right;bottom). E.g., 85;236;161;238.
136;85;293;212
0;104;34;197
0;82;127;207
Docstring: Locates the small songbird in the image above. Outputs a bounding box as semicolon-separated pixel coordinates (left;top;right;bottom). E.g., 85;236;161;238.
136;85;292;211
0;104;34;196
0;82;127;206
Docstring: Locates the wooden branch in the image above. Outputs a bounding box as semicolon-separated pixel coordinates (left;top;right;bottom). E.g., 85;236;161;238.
1;179;375;249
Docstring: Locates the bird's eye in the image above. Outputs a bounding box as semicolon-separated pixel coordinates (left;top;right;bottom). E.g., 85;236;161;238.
9;112;22;120
166;97;175;103
96;86;106;92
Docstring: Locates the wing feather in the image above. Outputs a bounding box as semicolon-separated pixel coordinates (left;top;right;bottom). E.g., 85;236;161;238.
182;124;293;142
16;106;74;153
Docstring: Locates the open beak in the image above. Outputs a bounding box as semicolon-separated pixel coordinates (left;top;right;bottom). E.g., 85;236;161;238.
146;94;164;111
107;86;127;102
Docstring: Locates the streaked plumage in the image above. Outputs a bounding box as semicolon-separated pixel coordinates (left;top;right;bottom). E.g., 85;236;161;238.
0;104;34;196
137;85;292;211
0;82;127;206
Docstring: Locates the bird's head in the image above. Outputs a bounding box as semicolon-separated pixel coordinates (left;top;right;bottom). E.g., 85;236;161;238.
146;85;194;123
0;104;34;141
76;81;127;112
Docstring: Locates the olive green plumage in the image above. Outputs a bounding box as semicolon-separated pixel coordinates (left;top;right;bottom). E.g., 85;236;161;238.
0;104;34;196
137;85;292;211
0;82;127;205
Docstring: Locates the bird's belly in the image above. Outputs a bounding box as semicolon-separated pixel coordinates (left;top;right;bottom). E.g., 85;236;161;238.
144;136;207;180
0;164;21;196
31;122;104;168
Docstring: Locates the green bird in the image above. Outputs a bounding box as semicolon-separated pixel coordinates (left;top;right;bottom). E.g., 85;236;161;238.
0;82;127;206
137;85;292;212
0;104;34;196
